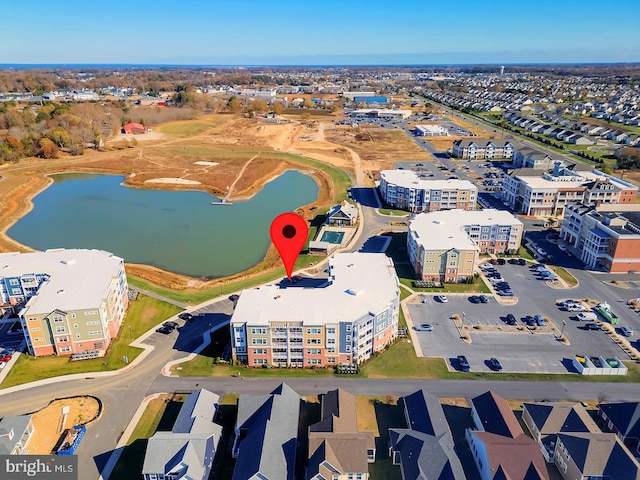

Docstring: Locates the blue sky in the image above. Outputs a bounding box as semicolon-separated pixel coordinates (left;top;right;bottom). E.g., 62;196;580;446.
2;0;639;64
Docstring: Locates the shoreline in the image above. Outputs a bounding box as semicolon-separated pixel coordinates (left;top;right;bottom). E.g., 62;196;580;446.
0;160;330;290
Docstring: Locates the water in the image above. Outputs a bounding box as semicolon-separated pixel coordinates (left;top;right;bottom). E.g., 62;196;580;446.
8;171;318;278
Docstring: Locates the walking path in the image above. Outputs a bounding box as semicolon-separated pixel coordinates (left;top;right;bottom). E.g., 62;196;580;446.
220;152;260;203
129;286;187;309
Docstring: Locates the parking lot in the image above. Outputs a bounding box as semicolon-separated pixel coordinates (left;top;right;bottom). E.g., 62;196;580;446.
0;318;26;352
408;261;630;373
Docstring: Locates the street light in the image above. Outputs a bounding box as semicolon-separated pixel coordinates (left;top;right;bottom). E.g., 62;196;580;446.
561;320;567;338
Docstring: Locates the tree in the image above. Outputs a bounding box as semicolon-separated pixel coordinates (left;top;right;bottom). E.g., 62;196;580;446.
226;95;241;113
617;147;640;170
38;137;59;159
272;102;283;115
50;126;71;148
302;99;315;109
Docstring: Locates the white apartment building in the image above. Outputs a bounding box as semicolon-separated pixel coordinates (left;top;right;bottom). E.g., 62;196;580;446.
379;170;478;213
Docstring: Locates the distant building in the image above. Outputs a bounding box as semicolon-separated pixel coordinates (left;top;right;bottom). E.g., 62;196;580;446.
230;252;399;367
306;389;375;480
407;209;523;283
502;164;638;216
142;389;223;480
560;203;640;272
379;170;478;213
354;96;388;104
452;139;515;159
232;383;300;480
414;124;449;136
123;122;149;134
350;109;412;120
512;147;564;170
0;249;128;357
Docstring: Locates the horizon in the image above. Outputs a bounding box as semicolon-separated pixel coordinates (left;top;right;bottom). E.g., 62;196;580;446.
2;0;639;64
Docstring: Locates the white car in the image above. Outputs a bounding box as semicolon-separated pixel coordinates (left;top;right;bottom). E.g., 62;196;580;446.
0;362;6;371
435;295;448;303
566;304;586;312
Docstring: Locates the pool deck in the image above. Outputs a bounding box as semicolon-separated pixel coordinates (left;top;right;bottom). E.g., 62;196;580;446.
314;224;356;250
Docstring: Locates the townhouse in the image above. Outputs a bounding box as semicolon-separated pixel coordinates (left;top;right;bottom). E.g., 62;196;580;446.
0;249;128;357
230;252;399;367
379;170;477;213
407;209;523;283
452;139;515;159
598;401;640;455
560;203;640;272
502;163;638;217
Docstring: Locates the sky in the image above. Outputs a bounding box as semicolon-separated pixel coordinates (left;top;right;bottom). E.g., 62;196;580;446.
1;0;639;65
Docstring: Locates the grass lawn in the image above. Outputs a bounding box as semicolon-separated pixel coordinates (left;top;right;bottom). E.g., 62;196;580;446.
518;246;535;261
110;394;187;480
160;122;210;137
378;208;409;217
0;295;182;389
552;266;579;287
399;277;490;294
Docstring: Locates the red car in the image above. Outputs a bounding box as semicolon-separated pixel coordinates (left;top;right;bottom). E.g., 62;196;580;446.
0;352;12;362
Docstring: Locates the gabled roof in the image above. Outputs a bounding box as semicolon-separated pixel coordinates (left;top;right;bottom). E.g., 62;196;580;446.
389;389;465;480
599;402;640;439
173;388;222;435
523;402;600;436
327;201;358;221
233;383;300;480
470;391;523;438
0;415;32;455
307;389;375;479
558;432;640;479
470;431;549;480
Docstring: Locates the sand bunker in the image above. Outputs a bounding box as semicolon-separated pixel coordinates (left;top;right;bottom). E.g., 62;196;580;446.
145;178;201;185
194;161;219;166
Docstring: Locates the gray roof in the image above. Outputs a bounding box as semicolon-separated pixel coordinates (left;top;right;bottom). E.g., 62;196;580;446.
389;390;465;480
0;415;32;455
327;201;358;221
141;389;222;480
233;383;300;480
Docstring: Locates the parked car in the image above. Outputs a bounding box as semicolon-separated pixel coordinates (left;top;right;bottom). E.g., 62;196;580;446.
584;323;600;331
155;326;173;334
497;290;514;296
507;258;520;265
506;314;517;325
517;258;527;266
414;324;434;332
457;355;471;372
496;258;506;265
621;326;633;337
0;352;11;362
566;304;586;312
178;312;193;321
163;321;179;329
534;314;546;327
469;295;480;303
525;316;536;326
489;357;503;371
435;295;448;303
479;295;490;304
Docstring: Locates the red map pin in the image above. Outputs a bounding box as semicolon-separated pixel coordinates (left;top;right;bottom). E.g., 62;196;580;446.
270;212;308;280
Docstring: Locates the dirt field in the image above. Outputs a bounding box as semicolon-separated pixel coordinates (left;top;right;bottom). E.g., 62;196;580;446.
28;396;100;454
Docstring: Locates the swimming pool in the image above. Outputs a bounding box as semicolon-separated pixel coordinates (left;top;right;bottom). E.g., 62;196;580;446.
320;231;345;244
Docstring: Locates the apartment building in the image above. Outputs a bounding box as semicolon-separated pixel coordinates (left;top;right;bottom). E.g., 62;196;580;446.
407;209;523;283
512;147;564;169
0;249;128;357
452;139;515;159
379;170;478;213
560;203;640;272
230;252;399;367
502;163;638;217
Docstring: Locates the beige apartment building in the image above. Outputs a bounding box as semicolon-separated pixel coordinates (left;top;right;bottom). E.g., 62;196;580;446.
407;209;523;283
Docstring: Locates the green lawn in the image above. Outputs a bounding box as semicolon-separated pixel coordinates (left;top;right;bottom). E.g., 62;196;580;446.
518;246;535;261
399;277;490;294
378;208;409;217
110;394;187;480
160;122;210;137
0;295;182;389
552;266;579;287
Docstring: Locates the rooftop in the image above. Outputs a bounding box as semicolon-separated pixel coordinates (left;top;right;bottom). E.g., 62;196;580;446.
231;252;398;327
381;170;477;191
0;249;124;315
409;209;522;251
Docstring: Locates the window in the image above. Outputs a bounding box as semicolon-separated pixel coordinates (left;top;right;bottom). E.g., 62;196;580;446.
327;338;335;344
75;333;81;339
57;336;69;342
33;337;44;342
28;317;38;322
89;331;102;335
252;338;267;345
306;328;321;334
326;328;336;334
55;326;66;333
253;359;266;365
250;328;267;335
9;279;18;286
71;313;76;318
253;349;267;355
306;338;321;345
32;327;41;332
53;316;63;323
367;449;375;461
73;323;79;329
346;335;352;342
59;346;71;352
307;349;321;355
346;325;352;332
86;320;101;326
327;347;335;353
307;359;321;364
328;357;336;363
